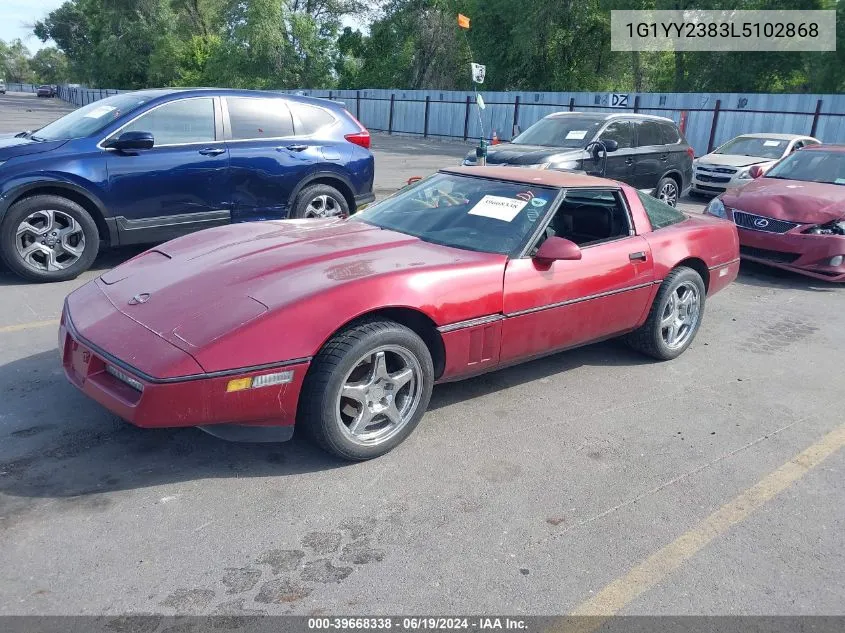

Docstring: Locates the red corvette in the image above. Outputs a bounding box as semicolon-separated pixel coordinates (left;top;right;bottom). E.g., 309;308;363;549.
60;167;739;460
705;145;845;282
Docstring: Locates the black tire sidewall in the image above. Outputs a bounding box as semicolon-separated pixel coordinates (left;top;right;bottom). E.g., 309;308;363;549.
656;177;679;206
291;184;350;219
304;321;434;460
0;195;100;282
648;268;706;359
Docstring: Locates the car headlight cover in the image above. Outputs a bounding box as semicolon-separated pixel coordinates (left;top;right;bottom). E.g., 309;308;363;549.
706;197;727;218
737;168;752;179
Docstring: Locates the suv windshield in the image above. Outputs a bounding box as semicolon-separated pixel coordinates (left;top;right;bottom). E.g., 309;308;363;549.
353;173;560;255
766;150;845;185
512;116;603;148
715;137;788;159
32;93;154;141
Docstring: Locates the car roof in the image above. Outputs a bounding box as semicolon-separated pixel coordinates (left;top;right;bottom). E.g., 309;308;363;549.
126;87;341;110
730;133;813;140
442;166;620;189
802;144;845;152
547;111;676;124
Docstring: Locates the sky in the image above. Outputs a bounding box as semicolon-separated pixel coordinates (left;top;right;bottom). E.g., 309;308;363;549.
0;0;64;52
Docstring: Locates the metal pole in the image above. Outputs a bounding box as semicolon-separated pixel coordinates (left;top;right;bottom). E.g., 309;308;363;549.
569;97;575;112
810;99;823;138
463;96;471;141
512;95;520;139
423;96;431;138
388;94;395;134
707;100;722;153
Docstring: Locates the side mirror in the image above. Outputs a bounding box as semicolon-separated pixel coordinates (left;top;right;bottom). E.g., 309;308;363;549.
588;139;618;162
749;165;764;179
106;131;155;151
533;236;582;265
407;176;422;186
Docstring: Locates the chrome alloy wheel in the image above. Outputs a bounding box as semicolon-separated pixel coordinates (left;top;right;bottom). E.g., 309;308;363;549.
658;181;679;206
15;209;86;272
305;194;343;218
335;345;423;446
660;281;701;349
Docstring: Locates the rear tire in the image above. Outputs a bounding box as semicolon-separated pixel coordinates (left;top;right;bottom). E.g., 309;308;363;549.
625;266;706;361
655;176;680;207
0;195;100;283
290;184;350;219
298;317;434;461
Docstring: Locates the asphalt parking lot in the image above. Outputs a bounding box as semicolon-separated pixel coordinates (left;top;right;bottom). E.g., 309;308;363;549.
1;92;843;618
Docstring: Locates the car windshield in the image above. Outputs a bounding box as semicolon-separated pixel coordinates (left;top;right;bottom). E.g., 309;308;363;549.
511;116;603;148
765;150;845;185
715;137;789;159
32;93;154;141
353;172;560;255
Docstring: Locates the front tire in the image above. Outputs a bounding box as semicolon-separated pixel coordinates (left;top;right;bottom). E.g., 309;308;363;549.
625;266;706;360
290;183;350;219
0;195;100;282
299;318;434;460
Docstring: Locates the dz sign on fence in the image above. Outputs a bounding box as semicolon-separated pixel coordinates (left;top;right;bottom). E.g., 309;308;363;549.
609;93;629;108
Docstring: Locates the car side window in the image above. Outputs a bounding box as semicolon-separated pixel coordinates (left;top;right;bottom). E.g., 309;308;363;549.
636;121;664;147
289;102;337;136
636;190;687;230
659;122;681;145
537;189;631;250
121;98;215;146
598;121;634;149
226;97;294;140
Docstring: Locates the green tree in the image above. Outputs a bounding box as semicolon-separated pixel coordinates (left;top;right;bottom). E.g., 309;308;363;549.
29;47;71;84
0;39;35;83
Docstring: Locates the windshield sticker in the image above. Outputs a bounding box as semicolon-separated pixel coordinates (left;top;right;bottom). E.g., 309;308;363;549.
468;195;528;222
83;105;117;119
763;140;783;147
526;209;540;222
565;130;588;140
531;198;548;207
516;190;535;202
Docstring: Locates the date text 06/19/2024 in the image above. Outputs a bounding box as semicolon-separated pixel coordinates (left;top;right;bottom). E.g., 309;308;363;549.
307;617;528;630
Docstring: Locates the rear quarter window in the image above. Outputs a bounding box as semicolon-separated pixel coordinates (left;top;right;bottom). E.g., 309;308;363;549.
660;122;682;145
290;103;338;136
636;191;687;230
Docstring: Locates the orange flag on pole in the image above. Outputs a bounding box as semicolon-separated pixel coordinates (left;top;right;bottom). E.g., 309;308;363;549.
457;13;471;29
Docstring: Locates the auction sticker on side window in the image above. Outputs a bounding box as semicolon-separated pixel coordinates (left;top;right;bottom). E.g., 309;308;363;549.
84;105;117;119
468;195;527;222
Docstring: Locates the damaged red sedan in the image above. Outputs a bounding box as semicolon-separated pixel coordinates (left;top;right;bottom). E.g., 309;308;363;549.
60;167;739;460
705;145;845;281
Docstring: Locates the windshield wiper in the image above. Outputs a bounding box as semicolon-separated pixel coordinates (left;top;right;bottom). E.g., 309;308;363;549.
29;135;47;142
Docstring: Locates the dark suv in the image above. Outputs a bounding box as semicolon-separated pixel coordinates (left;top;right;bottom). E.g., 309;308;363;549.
0;88;374;282
463;112;693;206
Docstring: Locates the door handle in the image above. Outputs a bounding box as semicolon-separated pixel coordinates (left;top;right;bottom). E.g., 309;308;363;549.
660;154;669;161
625;157;635;165
279;144;308;152
198;147;225;156
629;251;648;262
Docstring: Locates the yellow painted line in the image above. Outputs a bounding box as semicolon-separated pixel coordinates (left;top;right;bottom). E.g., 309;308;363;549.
0;319;59;334
558;423;845;628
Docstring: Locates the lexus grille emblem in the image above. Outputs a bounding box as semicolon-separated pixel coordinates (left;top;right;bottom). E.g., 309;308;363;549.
753;218;770;228
128;293;151;305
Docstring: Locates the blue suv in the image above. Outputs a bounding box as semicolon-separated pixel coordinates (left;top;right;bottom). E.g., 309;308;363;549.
0;88;375;282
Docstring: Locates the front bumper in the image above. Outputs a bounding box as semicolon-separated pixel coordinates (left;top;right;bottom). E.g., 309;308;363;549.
713;210;845;282
691;171;753;195
60;307;309;432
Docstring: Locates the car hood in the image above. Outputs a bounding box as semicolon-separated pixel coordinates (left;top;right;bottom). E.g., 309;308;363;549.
95;219;506;350
466;143;583;166
722;178;845;225
697;153;773;168
0;136;68;160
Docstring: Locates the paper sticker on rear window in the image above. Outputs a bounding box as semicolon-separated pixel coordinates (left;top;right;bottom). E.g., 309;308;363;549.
84;105;117;119
565;130;588;140
763;140;783;147
467;195;527;222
